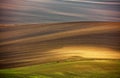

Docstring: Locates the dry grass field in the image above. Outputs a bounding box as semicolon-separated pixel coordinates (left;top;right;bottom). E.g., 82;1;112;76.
0;22;120;78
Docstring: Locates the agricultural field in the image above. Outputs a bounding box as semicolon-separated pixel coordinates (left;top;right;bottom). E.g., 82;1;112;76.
0;22;120;78
0;59;120;78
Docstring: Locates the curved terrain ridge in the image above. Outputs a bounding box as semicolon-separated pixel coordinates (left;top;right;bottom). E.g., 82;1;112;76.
0;22;120;68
